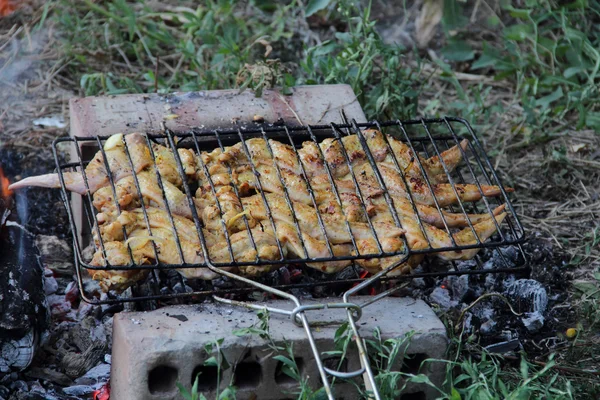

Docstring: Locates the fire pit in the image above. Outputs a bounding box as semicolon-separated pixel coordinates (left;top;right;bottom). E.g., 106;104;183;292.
5;85;527;400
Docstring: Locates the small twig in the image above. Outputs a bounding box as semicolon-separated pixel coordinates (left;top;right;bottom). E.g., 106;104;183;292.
154;54;159;93
276;93;302;125
456;293;522;332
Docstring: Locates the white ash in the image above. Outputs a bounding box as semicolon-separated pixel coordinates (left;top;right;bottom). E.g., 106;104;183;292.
480;319;498;336
522;312;545;333
505;279;548;314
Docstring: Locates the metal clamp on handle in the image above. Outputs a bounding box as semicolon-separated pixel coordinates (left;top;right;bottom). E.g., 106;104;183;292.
291;302;362;327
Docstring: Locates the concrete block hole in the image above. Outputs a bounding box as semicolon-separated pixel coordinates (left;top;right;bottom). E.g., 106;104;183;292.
233;361;262;389
401;353;429;374
275;357;304;386
191;365;219;390
148;365;178;394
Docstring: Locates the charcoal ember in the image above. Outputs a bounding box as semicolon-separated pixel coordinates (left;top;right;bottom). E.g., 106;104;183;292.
61;316;109;379
0;385;8;398
44;268;59;295
82;279;102;298
25;367;74;386
35;235;74;276
47;294;76;322
505;279;548;314
447;275;470;302
429;287;458;310
64;281;80;306
74;363;110;386
62;384;95;396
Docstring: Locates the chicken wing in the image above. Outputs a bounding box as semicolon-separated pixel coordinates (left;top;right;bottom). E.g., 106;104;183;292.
9;133;152;194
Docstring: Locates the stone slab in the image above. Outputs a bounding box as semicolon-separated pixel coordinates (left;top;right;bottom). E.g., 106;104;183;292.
111;297;447;400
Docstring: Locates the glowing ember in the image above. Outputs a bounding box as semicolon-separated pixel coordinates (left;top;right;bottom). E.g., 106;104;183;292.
93;381;111;400
0;167;12;200
0;0;19;17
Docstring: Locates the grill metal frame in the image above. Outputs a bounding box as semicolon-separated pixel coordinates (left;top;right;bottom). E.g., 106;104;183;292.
54;117;526;305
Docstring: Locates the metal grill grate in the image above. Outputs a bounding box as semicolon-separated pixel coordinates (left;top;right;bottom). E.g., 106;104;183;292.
54;117;525;305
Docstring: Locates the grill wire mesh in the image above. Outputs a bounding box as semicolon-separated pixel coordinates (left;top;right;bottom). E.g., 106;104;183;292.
53;117;526;305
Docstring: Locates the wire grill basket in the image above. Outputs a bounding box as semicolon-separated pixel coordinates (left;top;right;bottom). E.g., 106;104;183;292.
54;117;525;305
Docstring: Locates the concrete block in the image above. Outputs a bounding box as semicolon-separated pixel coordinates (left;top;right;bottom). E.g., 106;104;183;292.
69;84;366;137
111;297;447;400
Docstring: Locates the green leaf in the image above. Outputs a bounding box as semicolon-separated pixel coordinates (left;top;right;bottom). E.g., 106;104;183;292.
176;382;193;400
306;0;331;17
520;356;529;380
204;356;218;367
503;24;533;41
441;41;475;62
442;0;467;32
535;87;563;109
505;7;532;19
451;387;462;400
585;112;600;130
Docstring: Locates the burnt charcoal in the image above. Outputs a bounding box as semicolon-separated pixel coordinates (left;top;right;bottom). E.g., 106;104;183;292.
74;363;110;386
44;269;59;295
479;319;498;336
505;279;548;314
484;339;521;354
521;311;545;333
61;316;109;379
9;381;28;392
61;341;108;379
25;367;74;386
428;287;458;311
62;384;95;396
47;294;76;322
0;385;8;397
35;235;74;276
448;275;470;302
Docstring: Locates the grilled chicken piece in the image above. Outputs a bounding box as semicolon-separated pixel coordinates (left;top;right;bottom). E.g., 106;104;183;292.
89;241;151;292
350;162;511;207
421;213;508;260
93;171;195;218
9;133;152;194
261;223;353;273
369;194;508;261
180;228;283;279
312;129;468;183
240;192;405;244
151;143;196;186
95;207;216;246
195;185;255;233
371;199;507;229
